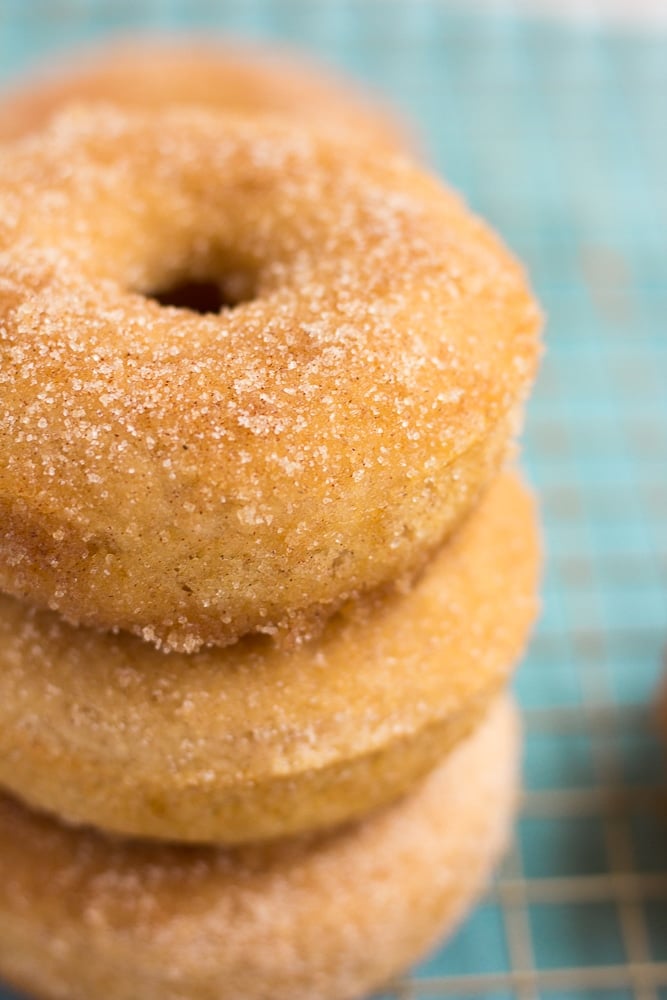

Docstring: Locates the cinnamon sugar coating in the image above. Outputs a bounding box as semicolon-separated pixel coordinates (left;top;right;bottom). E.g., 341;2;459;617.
0;39;408;150
0;473;538;844
0;108;541;651
0;697;519;1000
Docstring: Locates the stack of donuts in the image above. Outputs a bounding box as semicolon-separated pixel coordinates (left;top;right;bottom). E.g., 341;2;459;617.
0;42;542;1000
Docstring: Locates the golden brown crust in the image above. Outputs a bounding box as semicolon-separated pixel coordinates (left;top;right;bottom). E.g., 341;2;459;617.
0;108;541;651
0;38;408;150
0;472;539;844
0;697;519;1000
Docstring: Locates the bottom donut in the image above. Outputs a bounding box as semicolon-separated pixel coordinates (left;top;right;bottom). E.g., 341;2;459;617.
0;696;519;1000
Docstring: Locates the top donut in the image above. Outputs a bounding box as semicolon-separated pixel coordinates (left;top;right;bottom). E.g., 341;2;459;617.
0;108;541;651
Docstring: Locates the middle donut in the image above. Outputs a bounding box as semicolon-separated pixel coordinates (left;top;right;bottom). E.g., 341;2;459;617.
0;472;539;844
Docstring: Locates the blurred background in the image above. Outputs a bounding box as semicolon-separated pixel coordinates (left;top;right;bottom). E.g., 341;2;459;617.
1;1;666;998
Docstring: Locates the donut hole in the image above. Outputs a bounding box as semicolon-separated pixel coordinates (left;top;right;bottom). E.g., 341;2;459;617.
151;279;225;315
147;272;256;315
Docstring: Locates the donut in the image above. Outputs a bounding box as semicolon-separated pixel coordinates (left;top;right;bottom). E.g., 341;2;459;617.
0;107;541;652
0;471;538;844
0;696;519;1000
0;38;408;149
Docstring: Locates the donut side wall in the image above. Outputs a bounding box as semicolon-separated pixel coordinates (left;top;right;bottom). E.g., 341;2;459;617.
0;472;539;843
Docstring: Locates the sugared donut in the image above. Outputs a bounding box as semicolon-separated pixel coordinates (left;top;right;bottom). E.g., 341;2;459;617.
0;696;519;1000
0;108;541;652
0;39;407;149
0;472;538;844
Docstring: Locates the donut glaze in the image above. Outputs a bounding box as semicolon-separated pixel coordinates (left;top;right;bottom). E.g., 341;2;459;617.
0;108;541;651
0;39;407;149
0;472;538;843
0;697;519;1000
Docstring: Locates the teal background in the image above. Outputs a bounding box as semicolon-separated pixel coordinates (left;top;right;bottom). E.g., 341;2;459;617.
1;1;666;997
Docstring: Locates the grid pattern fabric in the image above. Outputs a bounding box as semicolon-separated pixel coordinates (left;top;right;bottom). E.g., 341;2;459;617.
1;3;666;999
